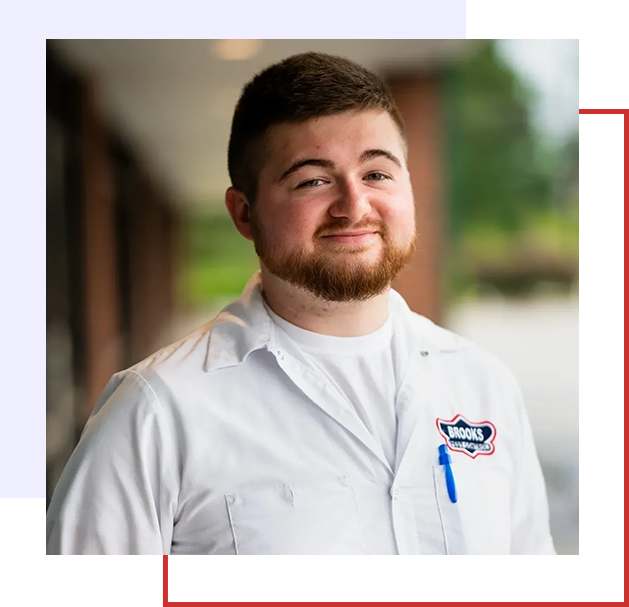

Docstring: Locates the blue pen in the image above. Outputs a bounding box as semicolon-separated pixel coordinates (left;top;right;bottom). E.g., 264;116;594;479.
438;444;458;503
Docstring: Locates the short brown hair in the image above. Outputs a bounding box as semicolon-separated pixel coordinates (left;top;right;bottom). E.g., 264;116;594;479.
227;52;405;204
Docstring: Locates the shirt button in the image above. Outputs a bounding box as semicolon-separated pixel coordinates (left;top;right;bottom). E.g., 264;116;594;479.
391;488;400;500
277;350;284;360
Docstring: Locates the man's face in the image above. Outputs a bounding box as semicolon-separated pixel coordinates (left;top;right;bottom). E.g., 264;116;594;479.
250;109;417;302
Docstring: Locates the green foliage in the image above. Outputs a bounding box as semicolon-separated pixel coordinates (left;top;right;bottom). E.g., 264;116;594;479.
444;41;578;301
445;41;553;236
181;211;259;305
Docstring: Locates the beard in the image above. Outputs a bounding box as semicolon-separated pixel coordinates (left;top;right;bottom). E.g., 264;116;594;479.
250;215;417;302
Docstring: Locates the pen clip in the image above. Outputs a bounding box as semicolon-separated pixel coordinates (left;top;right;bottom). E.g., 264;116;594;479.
438;443;457;504
438;443;451;466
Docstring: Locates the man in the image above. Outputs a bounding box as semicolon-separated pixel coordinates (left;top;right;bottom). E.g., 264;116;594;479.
46;52;555;555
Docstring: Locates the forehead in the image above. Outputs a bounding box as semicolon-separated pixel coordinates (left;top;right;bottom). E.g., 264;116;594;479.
262;110;405;169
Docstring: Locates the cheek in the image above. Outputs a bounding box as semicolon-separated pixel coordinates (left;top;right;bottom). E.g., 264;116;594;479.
383;198;416;237
270;209;317;247
398;190;417;231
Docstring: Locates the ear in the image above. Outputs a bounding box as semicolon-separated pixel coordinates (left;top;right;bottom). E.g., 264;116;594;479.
225;187;253;241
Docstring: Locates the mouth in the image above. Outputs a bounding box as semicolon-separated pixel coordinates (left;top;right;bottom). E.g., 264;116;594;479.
321;231;378;244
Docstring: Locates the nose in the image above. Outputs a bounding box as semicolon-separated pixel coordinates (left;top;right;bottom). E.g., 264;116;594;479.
327;178;372;223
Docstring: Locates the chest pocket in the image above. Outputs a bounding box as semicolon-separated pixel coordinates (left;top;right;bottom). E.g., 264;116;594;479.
224;476;366;555
435;463;511;555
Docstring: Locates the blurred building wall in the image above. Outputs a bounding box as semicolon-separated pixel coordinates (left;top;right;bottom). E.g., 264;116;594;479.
388;72;445;324
81;80;122;427
46;43;181;504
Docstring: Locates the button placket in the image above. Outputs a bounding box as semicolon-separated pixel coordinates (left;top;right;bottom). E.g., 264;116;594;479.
389;348;436;555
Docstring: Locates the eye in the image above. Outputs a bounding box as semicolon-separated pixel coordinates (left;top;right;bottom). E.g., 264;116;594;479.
296;178;326;189
365;172;391;182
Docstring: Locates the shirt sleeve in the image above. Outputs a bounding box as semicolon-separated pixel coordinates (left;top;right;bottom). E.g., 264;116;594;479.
46;370;179;555
509;378;557;555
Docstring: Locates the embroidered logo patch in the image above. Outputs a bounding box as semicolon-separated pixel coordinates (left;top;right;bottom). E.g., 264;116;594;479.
436;414;497;458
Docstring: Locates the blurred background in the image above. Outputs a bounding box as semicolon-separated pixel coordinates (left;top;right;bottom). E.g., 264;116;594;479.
46;39;578;553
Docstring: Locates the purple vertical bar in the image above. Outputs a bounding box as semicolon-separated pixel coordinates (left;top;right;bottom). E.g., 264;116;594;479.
579;129;624;559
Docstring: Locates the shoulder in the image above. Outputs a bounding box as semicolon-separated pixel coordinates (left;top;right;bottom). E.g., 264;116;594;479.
129;321;215;377
88;321;217;423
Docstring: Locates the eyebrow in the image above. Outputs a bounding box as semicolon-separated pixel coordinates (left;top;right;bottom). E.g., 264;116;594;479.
359;148;402;168
277;148;402;183
278;158;334;183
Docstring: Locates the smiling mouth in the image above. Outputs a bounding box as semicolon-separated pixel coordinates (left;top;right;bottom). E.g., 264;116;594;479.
323;231;377;237
321;231;379;244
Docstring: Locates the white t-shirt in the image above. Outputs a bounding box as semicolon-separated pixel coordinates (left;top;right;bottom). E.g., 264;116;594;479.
264;302;400;469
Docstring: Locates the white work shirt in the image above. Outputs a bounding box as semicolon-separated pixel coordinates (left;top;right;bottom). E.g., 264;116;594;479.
46;271;556;555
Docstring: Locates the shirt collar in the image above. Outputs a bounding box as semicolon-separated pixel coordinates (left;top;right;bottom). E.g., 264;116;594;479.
203;270;273;372
203;270;440;372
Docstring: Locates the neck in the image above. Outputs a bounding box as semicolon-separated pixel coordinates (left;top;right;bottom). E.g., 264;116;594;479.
259;266;389;337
